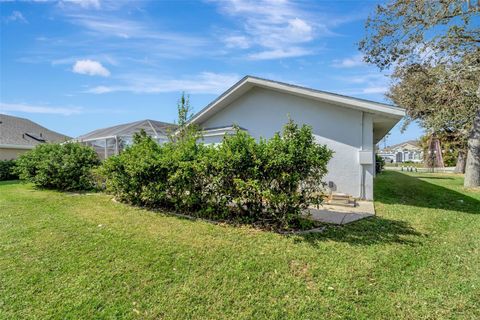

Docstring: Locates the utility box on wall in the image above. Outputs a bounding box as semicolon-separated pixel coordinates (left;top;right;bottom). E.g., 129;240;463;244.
358;150;373;165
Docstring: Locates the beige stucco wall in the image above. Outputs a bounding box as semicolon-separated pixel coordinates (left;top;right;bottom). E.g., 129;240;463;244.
0;148;30;160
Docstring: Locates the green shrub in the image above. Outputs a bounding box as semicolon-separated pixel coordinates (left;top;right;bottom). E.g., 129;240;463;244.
376;154;385;174
15;143;100;191
0;160;18;181
98;131;170;206
256;121;332;225
99;121;333;229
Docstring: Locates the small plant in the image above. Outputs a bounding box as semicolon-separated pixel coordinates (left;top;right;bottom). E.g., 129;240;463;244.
0;159;18;181
376;154;385;174
15;143;100;191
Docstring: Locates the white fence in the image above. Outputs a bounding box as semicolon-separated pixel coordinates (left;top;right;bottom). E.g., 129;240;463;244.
385;166;457;173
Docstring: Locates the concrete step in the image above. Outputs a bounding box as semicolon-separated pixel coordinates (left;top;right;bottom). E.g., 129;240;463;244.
327;200;356;207
328;198;349;204
327;193;357;207
331;194;351;200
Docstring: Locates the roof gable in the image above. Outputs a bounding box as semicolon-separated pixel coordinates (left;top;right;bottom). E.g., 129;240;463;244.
189;76;405;125
380;140;422;152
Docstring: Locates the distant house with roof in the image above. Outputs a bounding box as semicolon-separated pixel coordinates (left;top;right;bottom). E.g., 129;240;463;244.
76;119;177;160
377;140;423;163
0;114;70;160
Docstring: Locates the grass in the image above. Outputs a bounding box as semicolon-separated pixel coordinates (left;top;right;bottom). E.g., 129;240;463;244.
1;171;479;319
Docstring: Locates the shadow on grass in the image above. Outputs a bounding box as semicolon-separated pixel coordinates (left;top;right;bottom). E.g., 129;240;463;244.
292;216;424;247
291;171;480;247
412;176;455;180
376;171;479;214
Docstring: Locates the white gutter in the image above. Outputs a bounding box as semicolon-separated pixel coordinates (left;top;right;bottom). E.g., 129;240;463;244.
0;144;35;150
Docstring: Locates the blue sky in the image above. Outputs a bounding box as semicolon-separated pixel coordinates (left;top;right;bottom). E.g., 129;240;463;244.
1;0;423;146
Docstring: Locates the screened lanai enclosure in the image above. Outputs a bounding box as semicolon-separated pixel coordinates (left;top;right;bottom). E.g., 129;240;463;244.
76;119;177;160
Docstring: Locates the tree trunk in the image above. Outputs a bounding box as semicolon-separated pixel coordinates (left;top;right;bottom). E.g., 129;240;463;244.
464;107;480;187
454;150;466;174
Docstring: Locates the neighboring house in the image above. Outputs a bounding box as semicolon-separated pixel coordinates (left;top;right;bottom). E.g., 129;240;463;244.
188;76;405;200
378;140;423;163
0;114;70;160
76;119;177;160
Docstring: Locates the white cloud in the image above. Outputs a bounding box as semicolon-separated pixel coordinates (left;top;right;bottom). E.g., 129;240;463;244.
86;85;114;94
287;18;312;40
336;72;390;96
62;0;101;9
248;47;311;60
68;15;140;39
63;14;211;58
361;86;388;94
68;14;207;43
86;72;240;95
224;35;250;49
0;102;82;116
16;12;216;72
332;54;365;68
211;0;318;59
52;54;118;66
5;11;28;23
72;59;110;77
342;73;387;85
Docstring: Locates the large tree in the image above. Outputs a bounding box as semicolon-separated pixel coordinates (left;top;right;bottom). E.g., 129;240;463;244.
359;0;480;187
388;62;479;172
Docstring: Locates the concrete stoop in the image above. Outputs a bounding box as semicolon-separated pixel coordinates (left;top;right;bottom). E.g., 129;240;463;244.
306;200;375;225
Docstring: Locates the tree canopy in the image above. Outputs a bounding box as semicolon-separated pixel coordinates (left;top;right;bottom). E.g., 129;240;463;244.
360;0;480;187
388;61;479;137
359;0;479;70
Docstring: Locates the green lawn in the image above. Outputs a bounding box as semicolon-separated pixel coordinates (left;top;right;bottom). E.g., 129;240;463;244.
1;171;479;319
385;162;425;168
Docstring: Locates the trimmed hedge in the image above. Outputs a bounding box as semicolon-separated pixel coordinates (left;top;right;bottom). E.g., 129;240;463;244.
99;121;333;229
0;160;18;181
15;143;100;191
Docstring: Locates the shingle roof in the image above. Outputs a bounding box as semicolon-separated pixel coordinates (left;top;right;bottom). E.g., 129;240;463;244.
0;114;71;147
380;140;421;152
77;119;177;141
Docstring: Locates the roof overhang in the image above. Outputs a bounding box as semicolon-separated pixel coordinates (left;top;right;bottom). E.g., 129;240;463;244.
372;114;402;145
189;76;405;142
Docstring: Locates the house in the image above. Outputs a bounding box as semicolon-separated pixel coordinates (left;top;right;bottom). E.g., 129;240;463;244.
0;114;70;160
76;119;177;160
76;76;404;200
377;140;423;163
188;76;405;200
